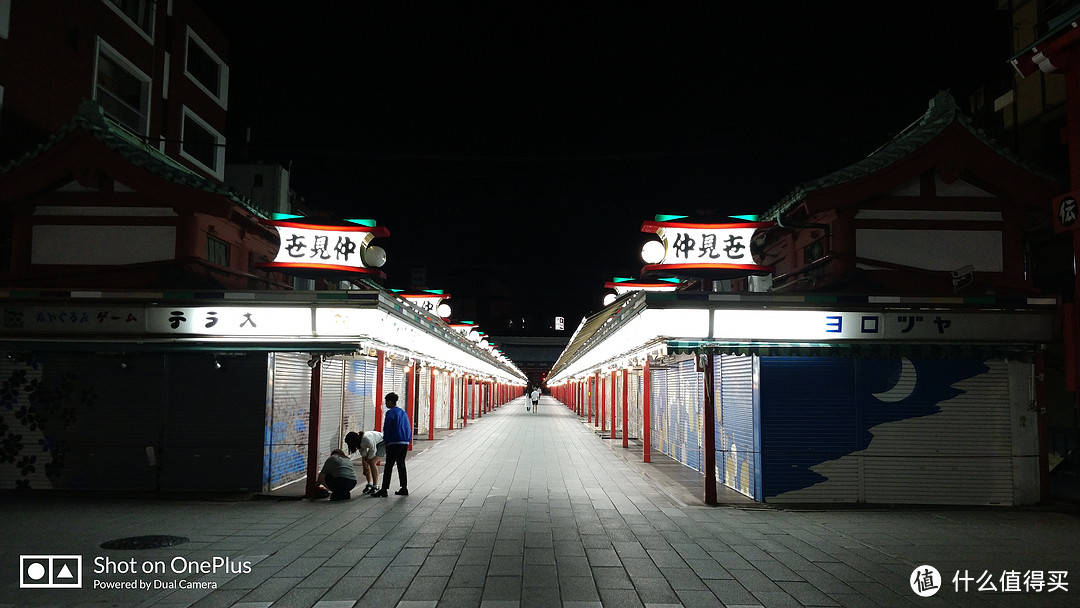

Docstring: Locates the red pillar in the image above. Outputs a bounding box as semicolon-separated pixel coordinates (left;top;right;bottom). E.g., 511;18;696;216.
594;373;601;428
428;366;436;440
374;350;385;432
621;368;629;448
304;356;323;498
610;370;617;440
407;363;415;451
643;358;651;464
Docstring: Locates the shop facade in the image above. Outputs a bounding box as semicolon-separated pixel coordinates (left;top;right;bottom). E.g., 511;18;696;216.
548;291;1056;505
0;289;526;494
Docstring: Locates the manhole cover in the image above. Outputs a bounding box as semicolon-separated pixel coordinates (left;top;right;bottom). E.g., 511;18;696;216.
100;535;189;550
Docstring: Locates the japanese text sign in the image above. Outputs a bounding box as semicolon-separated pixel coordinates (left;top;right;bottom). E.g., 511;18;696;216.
640;220;773;274
260;220;389;273
1053;191;1079;233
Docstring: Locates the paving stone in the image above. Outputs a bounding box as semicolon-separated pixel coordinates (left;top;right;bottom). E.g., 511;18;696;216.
6;398;1080;608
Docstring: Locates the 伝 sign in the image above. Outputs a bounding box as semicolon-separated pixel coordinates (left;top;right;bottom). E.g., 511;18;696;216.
640;219;774;276
1053;191;1079;233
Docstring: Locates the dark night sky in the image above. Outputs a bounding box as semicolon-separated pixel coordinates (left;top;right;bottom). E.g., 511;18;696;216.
200;2;1012;334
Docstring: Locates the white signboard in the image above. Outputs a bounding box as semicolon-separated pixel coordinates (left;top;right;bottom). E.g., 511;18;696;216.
259;219;388;274
641;220;773;273
147;307;313;336
712;309;1054;342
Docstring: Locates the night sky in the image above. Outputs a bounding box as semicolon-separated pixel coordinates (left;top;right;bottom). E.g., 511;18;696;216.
200;2;1011;335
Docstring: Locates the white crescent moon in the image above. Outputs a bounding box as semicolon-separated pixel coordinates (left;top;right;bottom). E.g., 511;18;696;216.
873;357;916;403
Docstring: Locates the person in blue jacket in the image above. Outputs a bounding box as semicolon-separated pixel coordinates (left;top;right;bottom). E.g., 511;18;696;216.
371;392;412;497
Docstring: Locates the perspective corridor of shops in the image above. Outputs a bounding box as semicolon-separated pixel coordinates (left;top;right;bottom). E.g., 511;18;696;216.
3;395;1080;608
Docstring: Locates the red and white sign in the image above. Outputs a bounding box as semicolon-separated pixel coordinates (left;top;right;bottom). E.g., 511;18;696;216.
1053;191;1079;234
259;219;390;274
640;220;773;275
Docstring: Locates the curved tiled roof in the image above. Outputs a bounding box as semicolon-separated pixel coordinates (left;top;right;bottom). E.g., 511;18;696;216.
762;91;1040;221
1;99;268;218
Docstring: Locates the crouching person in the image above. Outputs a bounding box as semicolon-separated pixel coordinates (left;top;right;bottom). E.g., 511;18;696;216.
317;448;357;501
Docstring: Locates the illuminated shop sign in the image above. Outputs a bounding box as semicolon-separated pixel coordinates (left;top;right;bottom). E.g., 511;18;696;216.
711;309;1053;342
640;220;773;275
399;292;452;318
259;219;389;274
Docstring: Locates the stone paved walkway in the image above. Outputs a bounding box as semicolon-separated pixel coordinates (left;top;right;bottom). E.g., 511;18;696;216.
2;396;1080;607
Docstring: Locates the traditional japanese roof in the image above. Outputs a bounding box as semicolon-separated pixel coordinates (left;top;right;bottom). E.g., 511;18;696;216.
0;99;267;218
762;91;1039;221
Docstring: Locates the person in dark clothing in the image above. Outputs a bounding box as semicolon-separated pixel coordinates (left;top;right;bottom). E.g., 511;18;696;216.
371;392;412;497
316;449;357;501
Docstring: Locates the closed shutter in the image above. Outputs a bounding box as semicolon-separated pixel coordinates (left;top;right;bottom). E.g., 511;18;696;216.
384;363;408;402
759;357;858;503
266;352;311;490
675;358;704;472
0;352;166;491
858;358;1015;505
417;367;431;436
434;371;450;429
719;354;757;499
614;372;624;438
650;365;667;456
627;370;642;440
162;352;269;492
318;358;345;465
343;356;376;435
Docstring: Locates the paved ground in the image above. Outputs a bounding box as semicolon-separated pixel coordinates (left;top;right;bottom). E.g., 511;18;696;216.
2;396;1080;608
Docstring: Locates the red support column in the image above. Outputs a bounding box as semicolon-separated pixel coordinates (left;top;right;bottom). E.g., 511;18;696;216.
463;377;469;427
374;350;385;432
304;356;323;498
428;366;436;440
407;363;416;451
610;370;617;440
621;368;629;448
643;358;651;464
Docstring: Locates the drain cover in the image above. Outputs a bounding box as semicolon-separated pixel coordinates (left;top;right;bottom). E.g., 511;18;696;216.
100;535;189;550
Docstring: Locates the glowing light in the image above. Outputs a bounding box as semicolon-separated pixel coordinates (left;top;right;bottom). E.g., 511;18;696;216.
641;240;665;264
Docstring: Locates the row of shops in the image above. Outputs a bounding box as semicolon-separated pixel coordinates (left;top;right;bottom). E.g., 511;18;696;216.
547;290;1056;505
0;287;527;495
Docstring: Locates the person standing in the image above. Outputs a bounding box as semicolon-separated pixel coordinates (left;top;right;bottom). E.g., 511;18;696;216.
344;430;384;494
530;386;540;413
371;392;411;497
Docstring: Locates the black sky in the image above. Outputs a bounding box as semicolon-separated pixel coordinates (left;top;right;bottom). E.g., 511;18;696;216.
201;2;1012;333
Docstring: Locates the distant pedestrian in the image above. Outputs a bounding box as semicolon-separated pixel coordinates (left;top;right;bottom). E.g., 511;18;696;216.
530;387;540;413
344;430;384;494
371;392;411;497
316;449;357;501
